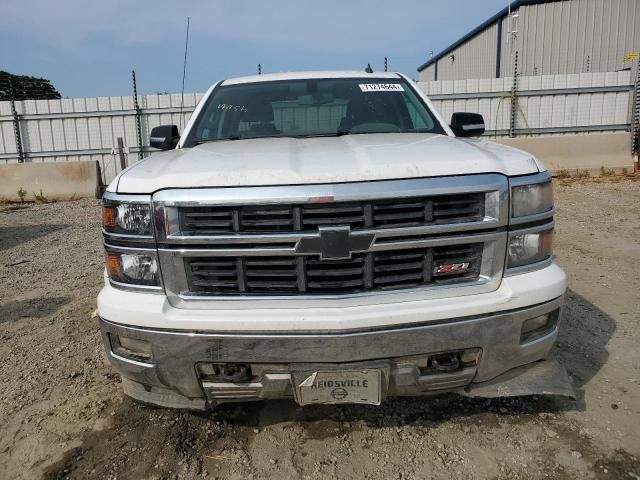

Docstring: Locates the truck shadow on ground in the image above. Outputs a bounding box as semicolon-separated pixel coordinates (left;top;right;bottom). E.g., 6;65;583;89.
0;296;70;324
0;224;69;251
552;288;616;411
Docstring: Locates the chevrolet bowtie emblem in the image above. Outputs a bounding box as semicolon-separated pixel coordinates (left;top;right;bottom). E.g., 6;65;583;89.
295;226;375;260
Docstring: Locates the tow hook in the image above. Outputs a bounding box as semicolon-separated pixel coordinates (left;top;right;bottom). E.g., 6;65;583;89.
432;352;461;372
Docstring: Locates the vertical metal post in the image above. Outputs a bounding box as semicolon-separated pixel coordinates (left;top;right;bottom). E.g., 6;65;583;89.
510;51;519;138
179;16;190;134
117;137;127;171
632;60;640;171
10;97;24;163
132;70;143;161
495;18;502;78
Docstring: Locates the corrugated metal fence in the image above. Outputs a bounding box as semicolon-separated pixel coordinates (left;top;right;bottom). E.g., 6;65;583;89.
1;71;638;185
418;70;635;136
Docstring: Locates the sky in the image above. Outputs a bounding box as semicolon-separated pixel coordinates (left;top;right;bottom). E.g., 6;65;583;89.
1;0;508;98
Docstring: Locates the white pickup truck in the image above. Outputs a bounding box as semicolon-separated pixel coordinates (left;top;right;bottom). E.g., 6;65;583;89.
98;71;573;410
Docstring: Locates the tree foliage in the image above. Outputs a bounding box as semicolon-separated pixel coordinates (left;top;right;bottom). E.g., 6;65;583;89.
0;71;62;101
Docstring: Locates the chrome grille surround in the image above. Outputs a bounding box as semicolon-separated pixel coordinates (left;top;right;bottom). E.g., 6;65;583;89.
153;174;509;309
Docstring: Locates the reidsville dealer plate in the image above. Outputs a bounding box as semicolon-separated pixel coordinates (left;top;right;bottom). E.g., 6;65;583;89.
294;369;382;406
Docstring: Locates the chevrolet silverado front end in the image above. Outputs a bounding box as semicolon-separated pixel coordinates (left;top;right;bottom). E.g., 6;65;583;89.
97;71;572;409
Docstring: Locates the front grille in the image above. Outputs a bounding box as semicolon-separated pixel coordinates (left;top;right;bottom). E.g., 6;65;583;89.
179;193;485;234
185;243;483;296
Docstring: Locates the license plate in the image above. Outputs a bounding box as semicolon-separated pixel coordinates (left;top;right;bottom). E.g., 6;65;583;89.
294;369;382;406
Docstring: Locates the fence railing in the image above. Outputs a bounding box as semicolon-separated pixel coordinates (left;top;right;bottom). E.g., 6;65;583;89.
1;71;637;184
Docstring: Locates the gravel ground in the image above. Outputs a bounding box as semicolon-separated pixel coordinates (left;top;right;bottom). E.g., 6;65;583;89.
0;178;639;480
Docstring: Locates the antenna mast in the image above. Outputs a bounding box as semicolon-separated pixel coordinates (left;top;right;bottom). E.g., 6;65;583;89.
179;16;190;132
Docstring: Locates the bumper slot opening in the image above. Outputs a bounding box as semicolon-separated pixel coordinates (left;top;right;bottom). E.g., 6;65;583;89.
520;309;560;344
109;333;153;364
418;348;481;376
431;352;461;372
197;363;253;383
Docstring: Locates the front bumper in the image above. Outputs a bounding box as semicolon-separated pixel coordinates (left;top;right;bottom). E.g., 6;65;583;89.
99;294;570;410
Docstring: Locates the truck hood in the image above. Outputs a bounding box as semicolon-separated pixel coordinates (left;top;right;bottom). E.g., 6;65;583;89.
113;133;543;193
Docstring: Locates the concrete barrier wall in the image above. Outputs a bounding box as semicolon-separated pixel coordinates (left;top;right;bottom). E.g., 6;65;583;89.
0;161;102;201
496;132;634;175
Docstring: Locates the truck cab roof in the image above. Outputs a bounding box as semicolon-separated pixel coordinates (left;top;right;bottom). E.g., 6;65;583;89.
220;70;402;86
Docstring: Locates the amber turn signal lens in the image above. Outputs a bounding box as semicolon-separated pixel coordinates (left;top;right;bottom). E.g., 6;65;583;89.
540;229;553;253
106;254;123;278
102;206;116;228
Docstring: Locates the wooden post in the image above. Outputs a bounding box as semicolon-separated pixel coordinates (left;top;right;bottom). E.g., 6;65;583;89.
117;137;127;171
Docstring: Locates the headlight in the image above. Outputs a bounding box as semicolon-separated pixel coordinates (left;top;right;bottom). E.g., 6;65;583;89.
106;250;160;287
103;203;152;236
507;228;553;268
511;181;553;218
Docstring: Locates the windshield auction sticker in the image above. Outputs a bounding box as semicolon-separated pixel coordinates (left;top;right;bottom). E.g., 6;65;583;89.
359;83;404;92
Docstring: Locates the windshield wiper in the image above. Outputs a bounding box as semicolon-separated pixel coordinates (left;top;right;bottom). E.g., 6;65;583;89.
287;129;352;139
192;130;355;144
191;135;241;146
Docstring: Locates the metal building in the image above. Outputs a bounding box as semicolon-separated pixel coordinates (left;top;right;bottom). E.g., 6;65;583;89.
417;0;640;81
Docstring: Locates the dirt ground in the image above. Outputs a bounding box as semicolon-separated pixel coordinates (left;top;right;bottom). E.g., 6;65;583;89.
0;177;639;480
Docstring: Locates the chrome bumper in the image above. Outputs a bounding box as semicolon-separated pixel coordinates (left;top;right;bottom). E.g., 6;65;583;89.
99;296;568;410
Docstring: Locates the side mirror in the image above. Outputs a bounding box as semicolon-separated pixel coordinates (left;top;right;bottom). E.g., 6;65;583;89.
150;125;180;150
450;113;485;137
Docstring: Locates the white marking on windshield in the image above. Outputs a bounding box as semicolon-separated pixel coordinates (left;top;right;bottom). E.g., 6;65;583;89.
359;83;404;92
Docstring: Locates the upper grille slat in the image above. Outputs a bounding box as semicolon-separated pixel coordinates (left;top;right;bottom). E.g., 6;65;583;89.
178;193;484;235
433;206;482;217
302;216;365;226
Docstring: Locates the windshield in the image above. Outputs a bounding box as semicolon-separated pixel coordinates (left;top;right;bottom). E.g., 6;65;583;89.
183;77;446;146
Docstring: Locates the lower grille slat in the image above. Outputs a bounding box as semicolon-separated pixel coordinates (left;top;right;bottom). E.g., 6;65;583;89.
192;280;239;288
373;272;424;284
307;267;364;277
246;281;299;289
307;279;365;289
246;271;297;278
374;262;423;272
